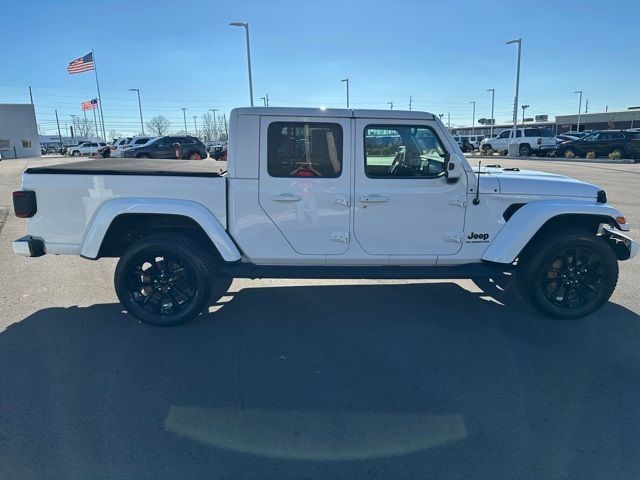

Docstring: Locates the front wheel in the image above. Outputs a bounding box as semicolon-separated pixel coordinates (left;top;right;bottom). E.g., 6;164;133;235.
518;230;618;319
114;234;215;326
72;151;80;156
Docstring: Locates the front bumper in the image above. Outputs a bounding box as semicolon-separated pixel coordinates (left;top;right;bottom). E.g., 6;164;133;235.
600;226;638;260
12;236;45;257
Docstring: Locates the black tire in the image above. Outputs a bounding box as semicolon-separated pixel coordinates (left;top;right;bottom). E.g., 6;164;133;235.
519;144;531;156
564;148;576;158
188;151;202;160
518;230;618;319
114;234;214;326
137;153;151;159
482;145;492;154
72;150;80;156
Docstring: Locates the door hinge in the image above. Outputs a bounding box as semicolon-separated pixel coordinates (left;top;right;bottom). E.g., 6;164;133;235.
334;197;350;208
448;196;467;208
445;232;464;243
330;232;350;243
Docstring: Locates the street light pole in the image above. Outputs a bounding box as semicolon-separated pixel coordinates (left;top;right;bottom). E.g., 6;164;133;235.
574;90;583;132
230;22;254;106
193;116;198;137
388;101;393;110
506;38;522;137
409;96;412;111
341;79;349;108
70;115;77;140
521;104;529;127
181;108;188;134
129;88;144;135
486;88;495;137
470;101;476;135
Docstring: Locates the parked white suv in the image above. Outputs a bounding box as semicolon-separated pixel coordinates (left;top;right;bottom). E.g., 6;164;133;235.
480;127;556;156
67;142;107;156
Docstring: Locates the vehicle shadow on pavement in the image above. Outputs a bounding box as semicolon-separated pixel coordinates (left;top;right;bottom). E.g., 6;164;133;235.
1;282;640;480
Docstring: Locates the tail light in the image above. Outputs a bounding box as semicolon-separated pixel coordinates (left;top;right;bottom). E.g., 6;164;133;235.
12;190;37;218
537;138;542;144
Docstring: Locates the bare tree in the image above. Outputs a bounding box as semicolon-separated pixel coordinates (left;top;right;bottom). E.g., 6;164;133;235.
73;116;94;138
146;115;172;136
108;129;123;141
200;112;218;142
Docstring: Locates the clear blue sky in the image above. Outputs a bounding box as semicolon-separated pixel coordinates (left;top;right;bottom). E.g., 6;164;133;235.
2;0;638;136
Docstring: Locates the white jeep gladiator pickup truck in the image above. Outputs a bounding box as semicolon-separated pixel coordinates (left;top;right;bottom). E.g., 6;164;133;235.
12;108;637;325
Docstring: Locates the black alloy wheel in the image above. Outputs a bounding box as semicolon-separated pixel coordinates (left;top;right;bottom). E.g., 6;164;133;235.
128;253;197;316
539;246;605;309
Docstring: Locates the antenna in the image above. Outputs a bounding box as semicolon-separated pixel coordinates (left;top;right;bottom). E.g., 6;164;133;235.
472;161;481;205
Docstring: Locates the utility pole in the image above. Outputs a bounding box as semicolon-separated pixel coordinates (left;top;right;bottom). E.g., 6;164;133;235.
388;101;393;110
70;115;77;139
448;112;451;129
585;98;589;114
574;90;583;132
29;86;33;105
181;108;188;134
193;116;198;137
470;101;476;135
486;88;495;137
223;113;228;139
409;96;412;111
341;79;349;108
506;38;522;137
55;109;63;149
266;94;269;106
209;109;219;140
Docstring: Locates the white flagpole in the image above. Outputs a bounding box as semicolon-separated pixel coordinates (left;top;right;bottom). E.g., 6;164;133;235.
92;49;107;141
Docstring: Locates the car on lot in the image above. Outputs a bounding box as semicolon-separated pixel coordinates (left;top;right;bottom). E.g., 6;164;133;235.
121;135;207;160
480;127;556;156
67;142;107;156
12;107;637;326
555;130;640;159
208;141;228;160
112;136;154;157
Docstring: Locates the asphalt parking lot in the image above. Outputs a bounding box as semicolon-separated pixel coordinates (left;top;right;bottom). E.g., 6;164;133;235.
1;156;640;479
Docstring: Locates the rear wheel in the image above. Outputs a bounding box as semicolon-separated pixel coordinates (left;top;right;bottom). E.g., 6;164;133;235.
114;234;215;326
563;148;576;158
137;153;151;159
518;230;618;319
188;151;202;160
72;150;80;156
481;145;492;154
519;144;531;156
610;148;623;158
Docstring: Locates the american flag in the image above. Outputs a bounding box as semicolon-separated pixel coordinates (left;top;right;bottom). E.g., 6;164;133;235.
67;52;94;74
81;99;98;111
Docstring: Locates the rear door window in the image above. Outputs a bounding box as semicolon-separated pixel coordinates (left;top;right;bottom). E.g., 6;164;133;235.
268;122;343;178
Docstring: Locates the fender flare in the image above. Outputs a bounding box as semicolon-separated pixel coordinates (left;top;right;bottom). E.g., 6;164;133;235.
80;197;241;261
482;200;625;264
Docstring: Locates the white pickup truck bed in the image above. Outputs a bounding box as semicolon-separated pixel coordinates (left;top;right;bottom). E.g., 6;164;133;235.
21;159;227;255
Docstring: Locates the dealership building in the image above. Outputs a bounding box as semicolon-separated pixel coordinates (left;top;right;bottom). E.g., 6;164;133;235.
451;107;640;137
0;104;40;159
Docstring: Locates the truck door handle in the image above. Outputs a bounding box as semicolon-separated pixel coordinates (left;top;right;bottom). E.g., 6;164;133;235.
360;194;389;203
272;193;301;202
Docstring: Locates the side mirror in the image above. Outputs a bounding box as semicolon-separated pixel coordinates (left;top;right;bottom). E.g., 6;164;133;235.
445;153;460;183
